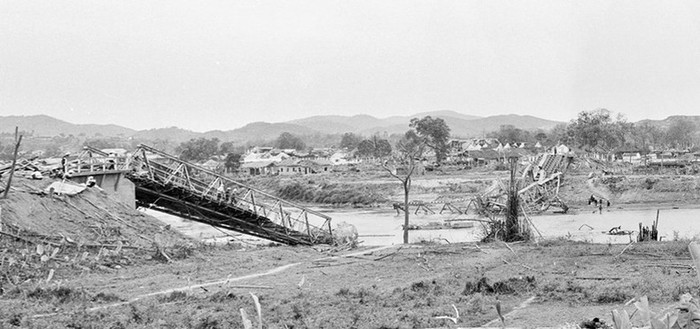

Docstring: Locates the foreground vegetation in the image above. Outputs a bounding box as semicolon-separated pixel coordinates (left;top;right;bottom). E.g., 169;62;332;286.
1;237;698;328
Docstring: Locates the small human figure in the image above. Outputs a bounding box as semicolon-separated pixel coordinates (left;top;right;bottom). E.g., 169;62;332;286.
598;202;603;214
61;153;70;174
86;176;97;187
537;166;546;183
393;203;402;215
588;194;598;206
229;187;238;204
216;183;225;202
107;152;117;170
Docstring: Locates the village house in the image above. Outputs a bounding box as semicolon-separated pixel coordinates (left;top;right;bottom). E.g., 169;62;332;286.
200;159;221;172
459;149;501;167
242;148;289;163
241;161;276;176
276;159;333;175
615;151;644;164
457;138;501;151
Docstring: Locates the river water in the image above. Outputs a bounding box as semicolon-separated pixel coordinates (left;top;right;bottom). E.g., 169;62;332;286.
146;206;700;246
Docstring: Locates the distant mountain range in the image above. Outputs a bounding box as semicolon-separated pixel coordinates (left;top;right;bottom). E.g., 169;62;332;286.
637;115;700;130
1;115;136;137
4;111;688;145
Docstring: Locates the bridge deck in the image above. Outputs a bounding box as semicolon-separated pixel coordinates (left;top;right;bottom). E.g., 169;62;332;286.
118;145;333;245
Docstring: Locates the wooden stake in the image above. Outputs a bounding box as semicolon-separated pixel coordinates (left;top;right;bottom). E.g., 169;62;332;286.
2;127;22;199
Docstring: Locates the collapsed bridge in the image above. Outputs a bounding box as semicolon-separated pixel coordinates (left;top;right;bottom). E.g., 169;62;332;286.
78;145;334;246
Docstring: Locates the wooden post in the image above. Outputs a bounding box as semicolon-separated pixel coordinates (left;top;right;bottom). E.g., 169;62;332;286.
327;219;333;241
279;203;287;231
3;127;22;199
304;212;311;239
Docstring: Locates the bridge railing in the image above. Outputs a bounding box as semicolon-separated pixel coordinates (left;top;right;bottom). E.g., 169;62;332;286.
122;145;333;243
70;146;129;175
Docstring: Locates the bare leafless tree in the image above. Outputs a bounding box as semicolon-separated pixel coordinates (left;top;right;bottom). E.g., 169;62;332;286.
382;132;425;244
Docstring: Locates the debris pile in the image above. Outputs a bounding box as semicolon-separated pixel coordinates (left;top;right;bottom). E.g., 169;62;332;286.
0;176;190;250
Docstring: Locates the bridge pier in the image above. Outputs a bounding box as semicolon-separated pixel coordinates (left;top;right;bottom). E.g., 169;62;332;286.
68;171;135;208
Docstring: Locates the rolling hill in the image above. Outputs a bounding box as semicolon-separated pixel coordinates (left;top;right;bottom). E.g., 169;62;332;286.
360;114;561;137
637;115;700;130
2;111;563;145
0;115;136;137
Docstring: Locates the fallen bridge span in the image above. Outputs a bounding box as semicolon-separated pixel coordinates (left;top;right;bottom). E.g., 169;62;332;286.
120;145;333;245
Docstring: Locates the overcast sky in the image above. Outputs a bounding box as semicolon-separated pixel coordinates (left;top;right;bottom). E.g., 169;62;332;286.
1;1;699;132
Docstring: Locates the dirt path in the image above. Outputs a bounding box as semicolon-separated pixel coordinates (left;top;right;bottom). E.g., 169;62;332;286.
585;176;612;200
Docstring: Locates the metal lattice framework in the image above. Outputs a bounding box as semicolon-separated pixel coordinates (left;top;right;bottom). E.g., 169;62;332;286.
68;146;129;175
472;153;572;218
121;144;333;245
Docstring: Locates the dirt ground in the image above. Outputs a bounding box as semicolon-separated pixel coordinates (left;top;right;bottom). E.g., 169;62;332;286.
2;170;700;328
1;236;697;329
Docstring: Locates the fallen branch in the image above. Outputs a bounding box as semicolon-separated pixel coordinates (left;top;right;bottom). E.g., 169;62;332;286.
308;261;357;268
501;241;515;255
0;230;62;247
83;198;140;231
579;224;594;230
64;199;92;218
228;285;273;290
616;242;635;257
346;255;375;261
648;264;693;269
574;277;623;281
374;246;402;261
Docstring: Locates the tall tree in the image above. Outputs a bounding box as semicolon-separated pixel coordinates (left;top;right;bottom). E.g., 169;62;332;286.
357;139;375;157
219;141;236;155
409;116;450;164
339;132;363;150
373;136;392;157
547;123;569;145
356;136;392;158
489;124;533;145
566;109;628;152
382;131;425;244
276;132;306;150
665;120;696;149
224;153;242;173
176;137;220;162
534;131;547;143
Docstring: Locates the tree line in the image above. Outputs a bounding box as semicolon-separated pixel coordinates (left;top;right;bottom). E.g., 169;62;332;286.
11;109;686;164
485;109;697;153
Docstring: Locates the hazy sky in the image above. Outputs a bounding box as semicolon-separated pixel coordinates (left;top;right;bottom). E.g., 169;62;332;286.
2;1;699;132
